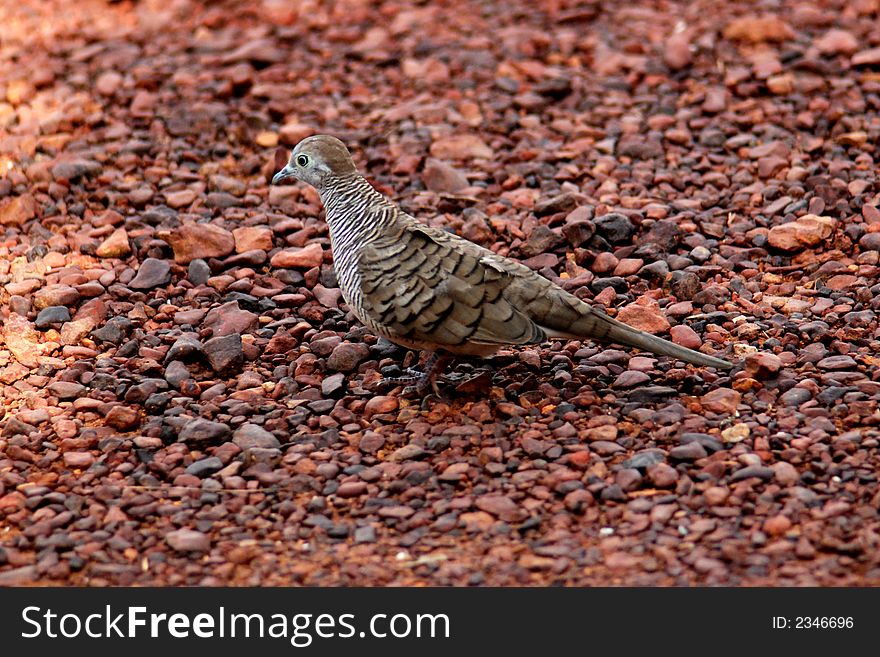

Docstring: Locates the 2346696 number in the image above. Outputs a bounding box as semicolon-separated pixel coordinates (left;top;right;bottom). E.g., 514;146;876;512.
795;617;853;629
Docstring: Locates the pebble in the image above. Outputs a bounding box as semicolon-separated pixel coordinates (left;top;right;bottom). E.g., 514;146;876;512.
128;258;171;289
166;529;210;552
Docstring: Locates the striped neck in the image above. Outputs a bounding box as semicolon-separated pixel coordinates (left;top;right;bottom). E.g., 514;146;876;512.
319;174;399;245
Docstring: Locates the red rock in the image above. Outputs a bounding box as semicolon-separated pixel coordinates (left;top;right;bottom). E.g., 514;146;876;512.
422;158;469;193
270;243;324;268
743;352;783;379
3;314;43;367
96;227;131;258
60;318;96;345
591;252;619;274
364;396;398;417
430;135;493;160
105;405;140;431
766;74;794;95
763;515;792;536
767;214;836;251
166;223;235;264
475;495;523;522
584;424;618;442
616;299;670;334
700;388;741;414
164;189;196;208
312;284;341;308
647;463;678;488
815;29;859;55
95;70;123;96
279;122;314;147
232;226;273;253
166;529;210;552
723;15;794;43
33;285;79;310
0;194;37;226
336;481;367;497
203;301;258;336
825;274;858;290
852;47;880;66
669;325;702;350
612;258;643;276
63;451;94;469
663;31;692;70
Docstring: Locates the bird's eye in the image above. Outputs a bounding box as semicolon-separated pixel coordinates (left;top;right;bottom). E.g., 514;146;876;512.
295;154;309;167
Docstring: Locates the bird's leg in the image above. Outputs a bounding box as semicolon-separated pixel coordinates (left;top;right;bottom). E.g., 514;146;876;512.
378;352;451;396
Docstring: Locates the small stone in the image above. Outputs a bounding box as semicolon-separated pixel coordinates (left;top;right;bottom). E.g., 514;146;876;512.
852;47;880;67
700;388;741;414
475;495;523;522
731;465;775;482
321;372;346;396
232;226;273;253
816;29;858;55
166;529;210;552
48;381;86;399
613;370;650;388
647;462;678;487
365;396;398;417
167;224;235;264
279;122;314;146
203;301;258;336
422;158;469;193
664;31;692;70
763;515;792;536
35;306;71;328
723;15;794;43
744;352;783;379
179;419;232;444
96;227;131;258
336;481;368;498
817;355;857;370
164;189;196;208
721;424;751;444
0;194;37;226
616;299;670;334
33;285;79;310
95;70;123;96
669;325;702;350
63;451;94;468
164;360;192;387
233;423;281;450
105;406;139;431
185;457;224;478
51;158;101;181
669;442;707;460
430;135;493;160
617;134;664;159
187;259;211;285
204;334;244;372
767;214;836;251
270;243;324;268
594;213;635;243
128;258;171;289
327;342;370;372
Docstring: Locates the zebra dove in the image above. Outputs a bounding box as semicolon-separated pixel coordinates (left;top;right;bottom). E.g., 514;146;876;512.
272;135;733;393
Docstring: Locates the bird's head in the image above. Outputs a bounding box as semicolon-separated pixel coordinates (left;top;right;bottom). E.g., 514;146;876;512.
271;134;358;192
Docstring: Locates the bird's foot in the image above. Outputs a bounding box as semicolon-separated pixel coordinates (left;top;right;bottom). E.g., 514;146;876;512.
376;353;450;399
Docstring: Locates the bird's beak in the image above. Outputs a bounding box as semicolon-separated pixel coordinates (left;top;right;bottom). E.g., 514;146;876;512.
272;163;295;185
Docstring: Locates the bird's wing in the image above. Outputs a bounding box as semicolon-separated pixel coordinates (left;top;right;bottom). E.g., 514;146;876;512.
357;221;547;349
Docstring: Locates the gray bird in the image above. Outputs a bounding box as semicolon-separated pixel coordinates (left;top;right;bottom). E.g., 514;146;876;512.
272;135;732;393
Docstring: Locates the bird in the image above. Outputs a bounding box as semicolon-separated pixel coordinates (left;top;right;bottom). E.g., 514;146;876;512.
271;134;733;394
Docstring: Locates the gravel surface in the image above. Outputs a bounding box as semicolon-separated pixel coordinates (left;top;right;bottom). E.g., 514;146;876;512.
1;0;880;586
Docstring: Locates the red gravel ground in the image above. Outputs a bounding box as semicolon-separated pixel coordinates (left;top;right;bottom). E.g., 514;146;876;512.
1;0;880;586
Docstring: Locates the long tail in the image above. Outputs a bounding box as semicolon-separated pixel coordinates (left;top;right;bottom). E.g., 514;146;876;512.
546;307;733;370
